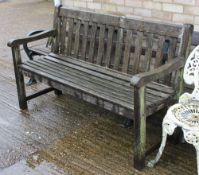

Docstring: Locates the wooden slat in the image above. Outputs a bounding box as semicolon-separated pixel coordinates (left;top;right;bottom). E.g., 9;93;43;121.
164;37;177;85
60;17;67;54
88;23;97;62
28;47;51;56
178;24;193;57
59;7;182;37
123;18;182;38
34;58;172;100
122;30;132;73
27;61;135;105
51;8;62;53
168;37;177;62
20;60;173;108
114;28;123;70
147;82;174;94
36;57;173;100
144;33;153;71
155;35;165;68
73;20;81;57
60;7;119;26
96;25;105;65
105;26;114;67
52;7;60;53
67;18;74;56
37;64;152;107
50;53;132;81
133;32;143;74
45;56;131;86
26;72;134;118
48;53;174;98
21;63;134;109
17;58;173;121
48;54;174;99
192;31;199;46
81;21;89;60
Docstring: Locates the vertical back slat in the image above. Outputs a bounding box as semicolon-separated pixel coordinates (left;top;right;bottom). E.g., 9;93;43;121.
114;28;124;70
54;8;191;79
155;35;165;68
144;33;153;71
178;24;193;58
88;23;97;62
67;18;74;55
168;37;177;62
105;26;114;67
73;20;81;57
122;30;132;73
81;21;89;60
165;37;177;85
60;17;67;54
96;25;105;65
52;7;60;53
133;32;143;74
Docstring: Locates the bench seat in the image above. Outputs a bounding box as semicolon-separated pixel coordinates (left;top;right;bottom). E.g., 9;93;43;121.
8;5;193;170
19;54;174;118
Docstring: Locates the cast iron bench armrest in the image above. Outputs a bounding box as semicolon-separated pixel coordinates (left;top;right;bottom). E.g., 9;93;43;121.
7;29;57;47
130;57;185;88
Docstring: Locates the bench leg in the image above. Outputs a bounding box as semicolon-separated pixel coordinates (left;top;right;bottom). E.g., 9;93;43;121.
16;69;27;110
134;86;146;170
121;118;133;128
12;46;27;110
54;89;62;96
26;77;37;86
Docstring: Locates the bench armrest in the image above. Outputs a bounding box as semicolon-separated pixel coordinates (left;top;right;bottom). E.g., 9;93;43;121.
7;29;57;47
130;57;185;87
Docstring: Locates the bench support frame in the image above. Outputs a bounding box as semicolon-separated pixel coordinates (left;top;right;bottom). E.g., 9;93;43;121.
8;5;194;171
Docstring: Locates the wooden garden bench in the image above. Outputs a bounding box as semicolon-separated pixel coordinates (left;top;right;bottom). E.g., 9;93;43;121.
7;4;193;170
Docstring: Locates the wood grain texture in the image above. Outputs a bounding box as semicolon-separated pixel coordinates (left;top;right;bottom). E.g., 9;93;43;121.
105;26;114;67
8;6;193;171
81;21;89;60
7;30;57;47
96;25;105;65
60;17;67;54
88;23;97;63
144;33;153;71
132;32;143;74
59;7;182;37
66;18;74;56
114;28;124;70
19;56;174;117
155;36;165;68
134;86;146;170
130;57;185;88
122;30;132;73
11;46;27;109
73;20;81;57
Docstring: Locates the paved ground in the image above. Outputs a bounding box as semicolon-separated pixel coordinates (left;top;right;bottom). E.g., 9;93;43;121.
0;0;197;174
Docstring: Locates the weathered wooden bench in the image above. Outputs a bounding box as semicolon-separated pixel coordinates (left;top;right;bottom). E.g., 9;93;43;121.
8;4;193;170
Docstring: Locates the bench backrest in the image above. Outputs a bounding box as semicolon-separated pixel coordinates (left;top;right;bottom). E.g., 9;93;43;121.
52;7;193;77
